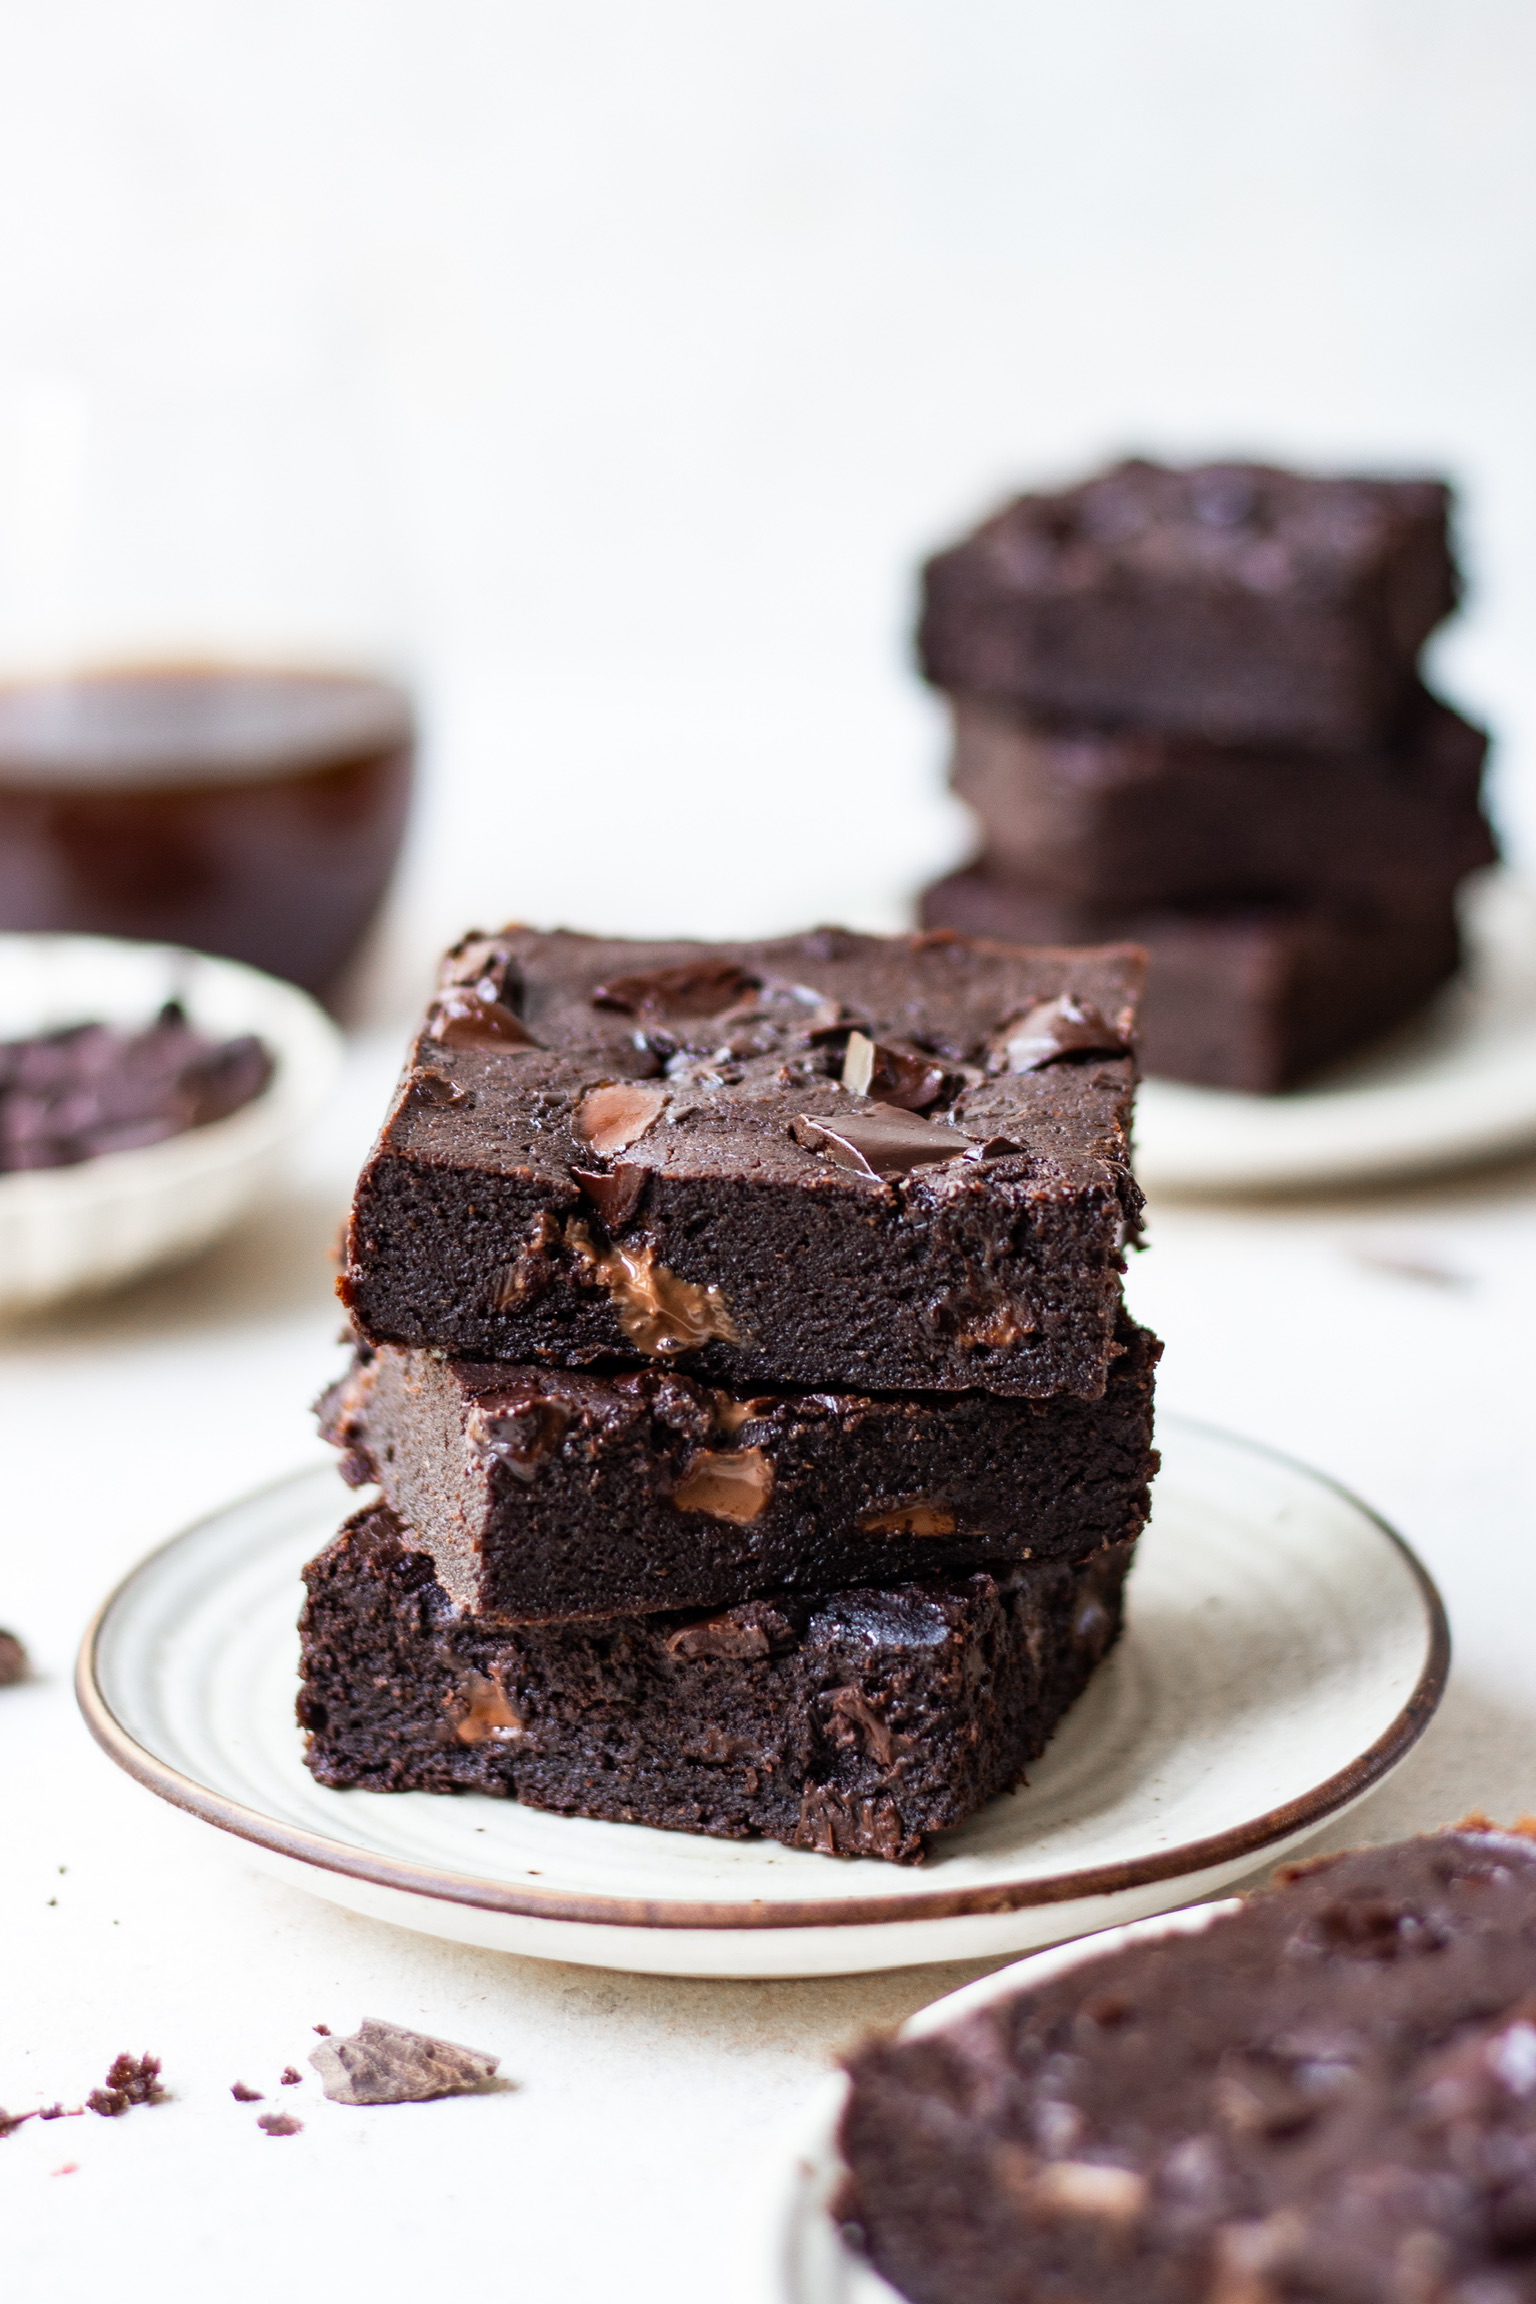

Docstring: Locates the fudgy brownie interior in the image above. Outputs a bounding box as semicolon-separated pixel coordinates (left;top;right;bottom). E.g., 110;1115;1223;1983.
318;1317;1160;1622
298;1502;1134;1864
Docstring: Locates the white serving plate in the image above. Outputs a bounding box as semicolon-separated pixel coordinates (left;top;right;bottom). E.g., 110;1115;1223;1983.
77;1418;1446;1979
0;931;341;1312
770;1899;1236;2303
1134;871;1536;1193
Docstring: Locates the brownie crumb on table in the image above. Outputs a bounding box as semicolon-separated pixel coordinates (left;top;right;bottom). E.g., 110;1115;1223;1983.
0;1628;28;1686
229;2081;263;2102
256;2112;302;2137
86;2053;165;2118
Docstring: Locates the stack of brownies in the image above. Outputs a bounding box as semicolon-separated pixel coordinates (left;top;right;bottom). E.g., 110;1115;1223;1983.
917;458;1498;1091
298;924;1160;1864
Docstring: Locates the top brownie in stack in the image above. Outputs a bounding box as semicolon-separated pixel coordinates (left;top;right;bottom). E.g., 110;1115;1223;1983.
339;927;1144;1399
918;458;1457;750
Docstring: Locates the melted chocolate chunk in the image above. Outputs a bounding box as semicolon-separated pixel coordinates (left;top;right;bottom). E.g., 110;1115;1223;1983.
568;1225;740;1355
591;960;762;1018
570;1163;648;1230
449;1669;523;1745
426;988;537;1051
990;994;1134;1074
408;1069;467;1109
438;930;522;1002
669;1447;774;1523
792;1107;976;1180
840;1032;952;1111
465;1396;571;1483
575;1080;668;1157
858;1501;959;1537
309;2020;499;2107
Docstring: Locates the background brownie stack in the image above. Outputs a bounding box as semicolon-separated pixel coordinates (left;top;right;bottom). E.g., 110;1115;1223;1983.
298;924;1161;1865
917;458;1499;1092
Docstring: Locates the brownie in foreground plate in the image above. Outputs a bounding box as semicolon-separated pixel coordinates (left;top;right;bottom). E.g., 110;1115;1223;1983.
317;1317;1159;1623
839;1824;1536;2301
947;686;1494;912
923;868;1466;1094
339;927;1144;1399
297;1504;1133;1863
919;459;1456;750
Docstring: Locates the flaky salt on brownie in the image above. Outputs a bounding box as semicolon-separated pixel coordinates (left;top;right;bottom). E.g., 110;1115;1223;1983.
839;1823;1536;2302
297;1503;1133;1863
318;1317;1159;1623
339;927;1144;1399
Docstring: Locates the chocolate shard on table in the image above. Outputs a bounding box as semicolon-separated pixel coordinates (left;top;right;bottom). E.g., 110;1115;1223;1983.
339;927;1145;1400
297;1503;1134;1864
947;686;1495;911
317;1317;1159;1623
837;1823;1536;2304
922;868;1467;1095
919;458;1458;751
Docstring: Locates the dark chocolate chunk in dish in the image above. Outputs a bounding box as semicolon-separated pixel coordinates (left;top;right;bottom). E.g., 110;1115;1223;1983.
317;1317;1159;1623
839;1824;1536;2304
296;1503;1133;1864
919;459;1458;750
0;1001;272;1173
339;928;1144;1399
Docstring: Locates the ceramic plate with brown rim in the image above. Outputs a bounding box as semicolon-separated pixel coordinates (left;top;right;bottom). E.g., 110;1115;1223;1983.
77;1418;1446;1979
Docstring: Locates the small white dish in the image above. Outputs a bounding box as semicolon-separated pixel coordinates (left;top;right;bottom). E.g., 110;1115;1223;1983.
77;1418;1446;1979
0;932;341;1313
771;1900;1236;2303
1135;871;1536;1194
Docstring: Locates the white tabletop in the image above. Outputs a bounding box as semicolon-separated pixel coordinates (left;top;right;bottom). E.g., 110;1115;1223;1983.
5;1025;1536;2304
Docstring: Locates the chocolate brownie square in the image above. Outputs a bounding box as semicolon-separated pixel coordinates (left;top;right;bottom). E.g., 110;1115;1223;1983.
838;1826;1536;2301
297;1503;1133;1863
317;1316;1159;1622
919;460;1457;749
340;928;1144;1400
948;687;1494;911
921;870;1466;1093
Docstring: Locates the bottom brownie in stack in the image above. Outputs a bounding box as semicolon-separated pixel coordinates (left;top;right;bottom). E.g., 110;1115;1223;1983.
296;1321;1159;1864
298;1509;1133;1864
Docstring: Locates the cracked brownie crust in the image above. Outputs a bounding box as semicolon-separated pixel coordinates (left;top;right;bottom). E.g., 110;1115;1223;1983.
339;927;1145;1399
318;1319;1159;1623
297;1503;1133;1864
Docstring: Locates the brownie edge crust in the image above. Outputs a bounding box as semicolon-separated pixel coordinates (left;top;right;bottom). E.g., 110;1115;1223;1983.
838;1827;1536;2301
297;1505;1133;1864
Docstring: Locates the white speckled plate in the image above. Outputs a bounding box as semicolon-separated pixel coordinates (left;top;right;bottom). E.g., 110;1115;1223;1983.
768;1901;1235;2302
1135;872;1536;1193
77;1418;1445;1978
